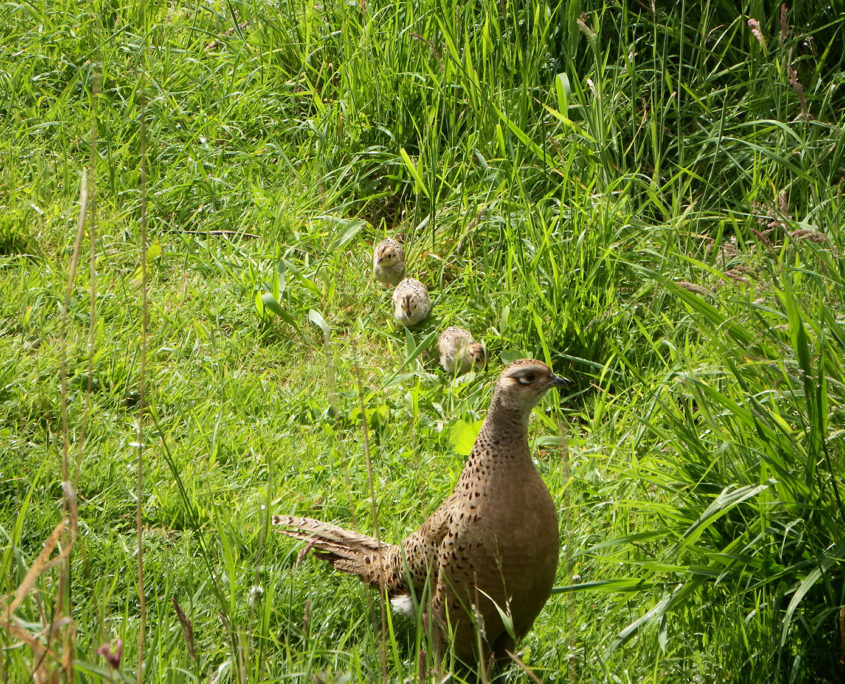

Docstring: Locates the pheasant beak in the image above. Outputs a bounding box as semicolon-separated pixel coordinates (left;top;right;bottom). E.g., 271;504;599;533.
548;373;569;389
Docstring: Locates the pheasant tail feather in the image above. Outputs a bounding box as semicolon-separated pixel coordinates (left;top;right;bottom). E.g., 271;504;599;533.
273;515;397;588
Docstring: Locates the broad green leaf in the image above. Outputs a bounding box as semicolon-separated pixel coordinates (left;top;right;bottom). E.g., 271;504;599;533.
146;240;162;263
399;147;429;198
308;308;330;338
448;419;483;456
555;72;570;112
258;292;298;329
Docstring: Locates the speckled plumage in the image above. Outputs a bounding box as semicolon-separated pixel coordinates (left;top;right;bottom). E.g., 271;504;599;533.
273;359;566;667
438;326;486;375
373;238;406;287
392;277;431;327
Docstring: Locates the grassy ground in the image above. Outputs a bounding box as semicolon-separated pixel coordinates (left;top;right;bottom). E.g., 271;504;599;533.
1;0;844;681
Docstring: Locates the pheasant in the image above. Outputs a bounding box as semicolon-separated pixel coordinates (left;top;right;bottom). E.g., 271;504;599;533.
274;359;566;668
373;238;405;287
392;278;431;327
438;326;487;375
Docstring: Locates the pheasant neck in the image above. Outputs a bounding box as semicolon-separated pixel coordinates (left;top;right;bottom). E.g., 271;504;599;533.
476;403;532;461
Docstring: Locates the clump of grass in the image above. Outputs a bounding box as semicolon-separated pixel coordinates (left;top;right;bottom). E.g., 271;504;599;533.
0;210;38;256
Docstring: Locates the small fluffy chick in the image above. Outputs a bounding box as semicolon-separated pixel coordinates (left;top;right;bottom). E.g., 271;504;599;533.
439;326;486;374
392;278;431;327
373;238;405;287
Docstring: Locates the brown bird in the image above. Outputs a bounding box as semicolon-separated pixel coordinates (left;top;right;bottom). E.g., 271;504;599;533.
273;359;566;668
439;326;487;375
392;277;431;327
372;238;406;287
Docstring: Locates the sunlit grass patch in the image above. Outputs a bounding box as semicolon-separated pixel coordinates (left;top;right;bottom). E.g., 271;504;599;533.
1;0;843;681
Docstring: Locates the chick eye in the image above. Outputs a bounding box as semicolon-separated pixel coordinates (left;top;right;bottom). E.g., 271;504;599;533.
518;373;536;385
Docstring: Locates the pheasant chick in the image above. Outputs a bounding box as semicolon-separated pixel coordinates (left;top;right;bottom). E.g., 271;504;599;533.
439;326;486;374
392;278;430;327
373;238;405;287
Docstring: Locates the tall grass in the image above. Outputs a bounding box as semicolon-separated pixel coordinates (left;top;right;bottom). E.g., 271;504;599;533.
1;0;844;681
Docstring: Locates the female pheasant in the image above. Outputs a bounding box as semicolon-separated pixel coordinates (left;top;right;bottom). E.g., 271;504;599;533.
274;359;566;668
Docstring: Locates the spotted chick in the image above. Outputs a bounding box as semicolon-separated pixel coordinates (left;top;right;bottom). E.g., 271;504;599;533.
274;359;566;668
392;277;431;327
439;326;487;375
373;238;406;287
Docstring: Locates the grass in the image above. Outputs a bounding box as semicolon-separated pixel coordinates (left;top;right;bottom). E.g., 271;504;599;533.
1;0;844;681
